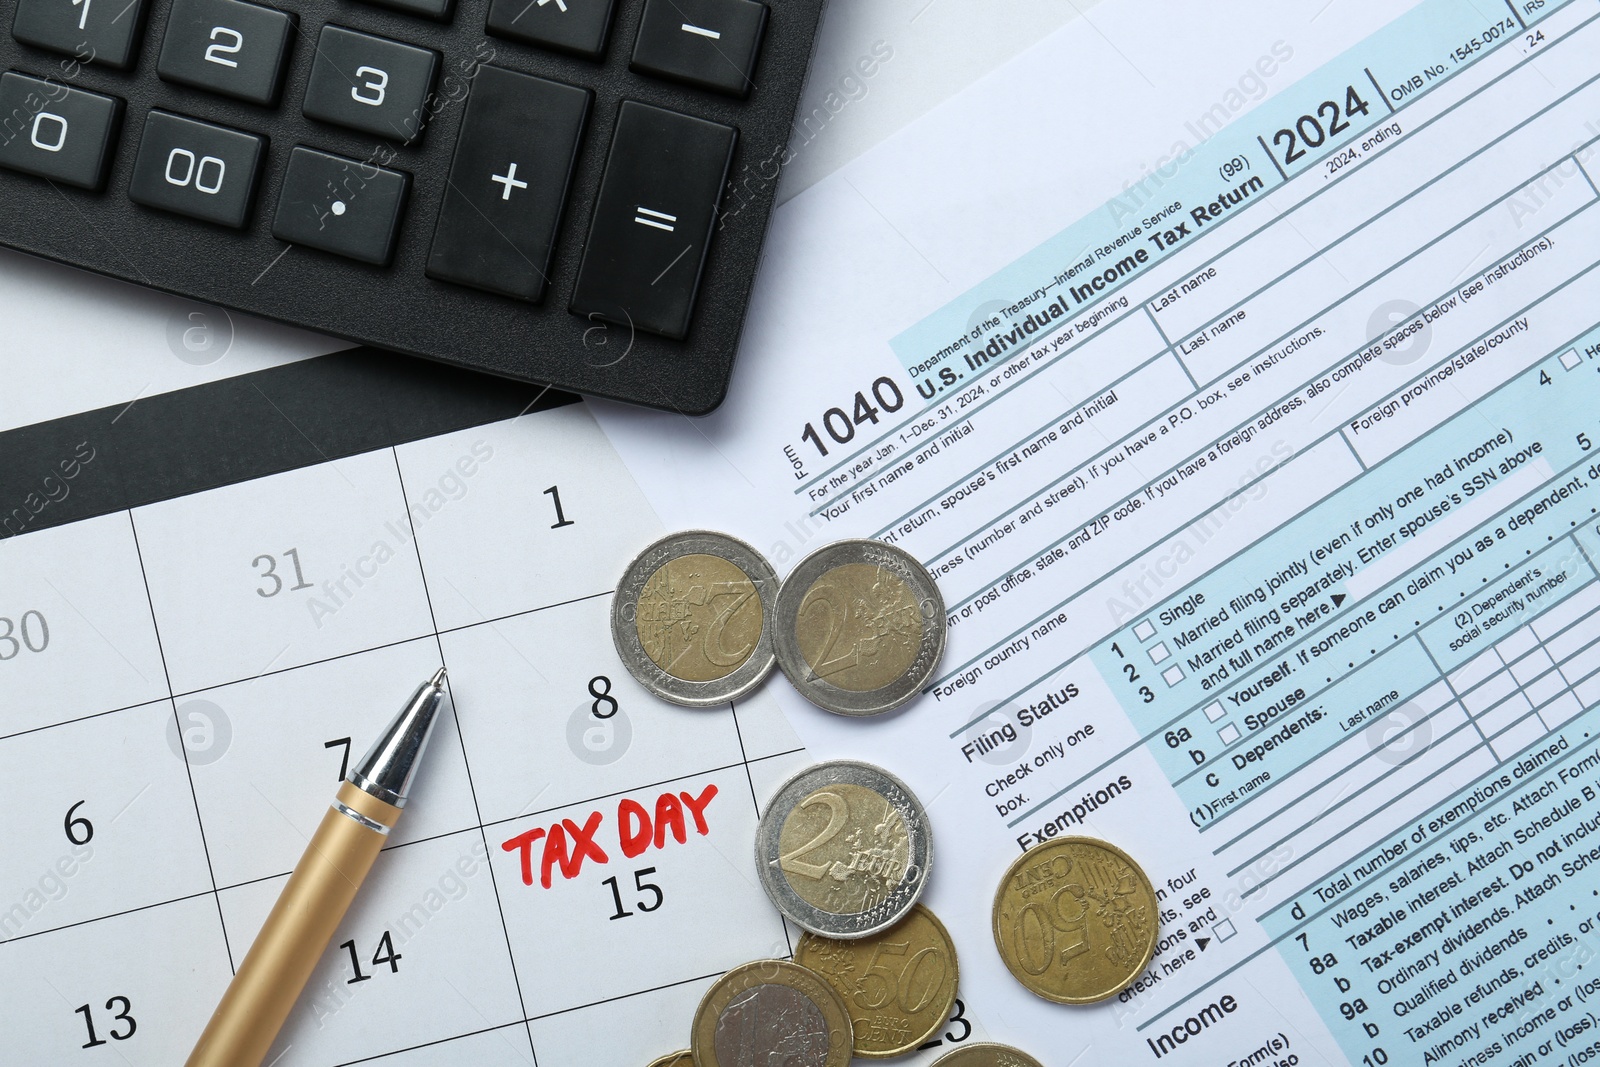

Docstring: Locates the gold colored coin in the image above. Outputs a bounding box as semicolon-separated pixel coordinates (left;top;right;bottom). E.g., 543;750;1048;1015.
991;837;1158;1004
691;960;853;1067
793;562;923;692
778;781;911;915
646;1053;694;1067
636;553;763;682
931;1043;1046;1067
794;904;959;1058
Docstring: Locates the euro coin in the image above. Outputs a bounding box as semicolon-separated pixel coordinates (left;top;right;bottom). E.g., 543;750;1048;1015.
612;531;779;707
991;837;1158;1004
773;539;945;716
756;760;932;938
690;960;852;1067
794;904;958;1057
646;1054;693;1067
931;1043;1046;1067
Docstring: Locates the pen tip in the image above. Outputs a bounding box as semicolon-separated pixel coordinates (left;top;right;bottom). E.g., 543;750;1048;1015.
429;666;447;687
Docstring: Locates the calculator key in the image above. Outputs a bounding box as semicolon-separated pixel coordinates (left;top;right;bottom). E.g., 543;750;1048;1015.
11;0;147;68
128;111;264;228
302;25;438;144
271;145;409;265
486;0;615;59
360;0;453;20
157;0;294;106
570;101;734;340
630;0;765;97
0;72;121;189
427;66;589;301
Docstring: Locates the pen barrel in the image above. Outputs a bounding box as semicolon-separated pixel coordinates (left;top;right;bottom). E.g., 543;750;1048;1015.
185;781;402;1067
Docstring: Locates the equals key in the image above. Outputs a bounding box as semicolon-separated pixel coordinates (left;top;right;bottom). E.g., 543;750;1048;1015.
570;101;736;340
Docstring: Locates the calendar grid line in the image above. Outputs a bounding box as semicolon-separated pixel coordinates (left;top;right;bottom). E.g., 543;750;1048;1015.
329;1020;529;1067
0;694;169;745
162;588;618;704
0;887;217;946
388;448;543;1067
0;587;620;748
205;750;808;895
124;509;237;974
744;749;805;768
477;749;808;835
522;966;727;1022
727;701;795;961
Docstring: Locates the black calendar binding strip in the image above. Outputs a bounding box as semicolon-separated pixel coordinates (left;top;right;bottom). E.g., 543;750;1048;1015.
0;347;574;539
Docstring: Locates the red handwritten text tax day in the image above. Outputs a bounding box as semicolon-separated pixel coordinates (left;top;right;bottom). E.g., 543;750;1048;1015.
501;785;719;889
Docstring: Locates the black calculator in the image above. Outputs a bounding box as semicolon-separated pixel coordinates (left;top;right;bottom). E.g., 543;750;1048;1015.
0;0;827;413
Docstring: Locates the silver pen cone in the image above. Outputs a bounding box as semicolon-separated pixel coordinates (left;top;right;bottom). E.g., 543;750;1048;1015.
348;667;447;808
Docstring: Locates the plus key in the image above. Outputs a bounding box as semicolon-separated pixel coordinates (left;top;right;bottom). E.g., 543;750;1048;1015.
491;163;529;200
426;66;591;301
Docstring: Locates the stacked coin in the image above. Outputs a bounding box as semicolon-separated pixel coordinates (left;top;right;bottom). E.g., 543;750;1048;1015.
794;904;959;1057
931;1045;1047;1067
755;760;932;939
614;533;946;715
690;960;854;1067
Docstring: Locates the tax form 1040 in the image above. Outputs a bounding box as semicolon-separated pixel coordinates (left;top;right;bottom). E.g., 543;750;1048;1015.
597;0;1600;1062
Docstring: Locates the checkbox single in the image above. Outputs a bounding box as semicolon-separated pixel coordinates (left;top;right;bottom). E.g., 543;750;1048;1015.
1204;701;1226;722
1561;350;1582;370
1149;642;1171;664
1214;918;1237;942
1134;620;1156;641
1162;664;1184;686
1218;723;1241;744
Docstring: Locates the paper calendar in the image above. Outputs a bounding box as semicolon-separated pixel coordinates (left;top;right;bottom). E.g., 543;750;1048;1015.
0;401;981;1065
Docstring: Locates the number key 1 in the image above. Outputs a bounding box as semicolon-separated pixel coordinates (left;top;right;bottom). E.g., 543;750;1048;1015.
157;0;297;107
12;0;148;68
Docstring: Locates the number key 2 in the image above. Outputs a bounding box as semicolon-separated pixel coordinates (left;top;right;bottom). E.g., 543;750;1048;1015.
156;0;297;107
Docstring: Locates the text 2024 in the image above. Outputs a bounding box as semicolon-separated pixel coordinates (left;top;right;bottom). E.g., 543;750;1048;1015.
1268;85;1371;169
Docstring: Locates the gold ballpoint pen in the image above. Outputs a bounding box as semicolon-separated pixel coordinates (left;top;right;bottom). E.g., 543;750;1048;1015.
185;667;448;1067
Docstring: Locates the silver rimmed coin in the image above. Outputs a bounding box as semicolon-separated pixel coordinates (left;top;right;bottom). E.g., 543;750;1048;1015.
612;531;779;707
773;539;945;716
755;760;932;938
691;960;853;1067
931;1044;1046;1067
